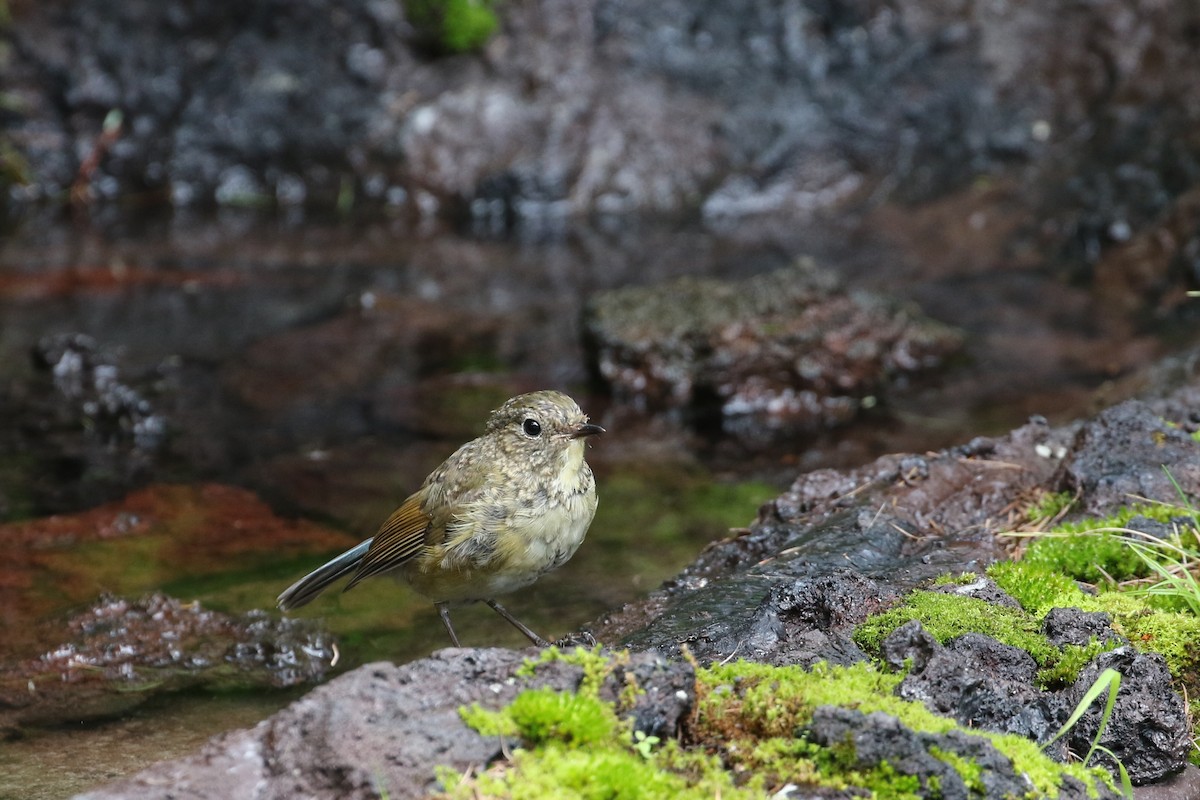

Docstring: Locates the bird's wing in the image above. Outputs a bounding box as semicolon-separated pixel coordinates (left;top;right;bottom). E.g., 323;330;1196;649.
344;493;432;590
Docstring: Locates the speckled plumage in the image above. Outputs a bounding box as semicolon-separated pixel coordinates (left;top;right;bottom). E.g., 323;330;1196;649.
277;390;602;646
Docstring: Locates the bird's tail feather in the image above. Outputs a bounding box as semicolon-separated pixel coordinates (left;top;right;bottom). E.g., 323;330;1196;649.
277;538;373;610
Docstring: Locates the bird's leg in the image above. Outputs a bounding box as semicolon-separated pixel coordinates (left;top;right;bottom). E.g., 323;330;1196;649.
436;602;462;647
485;600;551;647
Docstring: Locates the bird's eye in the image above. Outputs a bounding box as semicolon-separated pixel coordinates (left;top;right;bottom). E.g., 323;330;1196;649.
522;418;542;437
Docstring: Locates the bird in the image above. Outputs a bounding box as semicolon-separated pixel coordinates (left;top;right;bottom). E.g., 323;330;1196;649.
277;390;603;647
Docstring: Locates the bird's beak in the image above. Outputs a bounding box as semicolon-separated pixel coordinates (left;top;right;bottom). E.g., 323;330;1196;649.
570;422;605;439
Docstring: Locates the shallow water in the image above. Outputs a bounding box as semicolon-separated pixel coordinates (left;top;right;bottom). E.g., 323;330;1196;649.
0;209;1188;797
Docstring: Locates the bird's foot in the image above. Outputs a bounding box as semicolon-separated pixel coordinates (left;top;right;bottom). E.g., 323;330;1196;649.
553;631;598;649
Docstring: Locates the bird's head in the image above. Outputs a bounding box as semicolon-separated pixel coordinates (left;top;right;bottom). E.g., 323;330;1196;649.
486;390;604;459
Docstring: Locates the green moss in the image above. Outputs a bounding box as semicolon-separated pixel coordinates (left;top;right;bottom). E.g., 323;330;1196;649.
441;741;751;800
404;0;499;54
451;648;753;799
699;660;925;737
508;689;619;747
1094;596;1200;681
464;648;627;744
447;650;1114;799
852;590;1061;668
1022;501;1200;586
852;579;1134;687
1037;641;1119;688
986;559;1200;683
932;571;978;586
459;701;519;738
987;560;1087;615
989;732;1114;798
1023;531;1147;584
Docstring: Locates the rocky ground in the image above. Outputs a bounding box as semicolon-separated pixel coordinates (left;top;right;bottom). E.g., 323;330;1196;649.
63;357;1200;799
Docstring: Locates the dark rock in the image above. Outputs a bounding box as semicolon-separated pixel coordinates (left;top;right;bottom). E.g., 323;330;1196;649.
734;571;898;668
893;628;1067;748
600;654;695;741
768;414;1077;550
1041;608;1123;648
601;510;962;665
585;262;962;428
879;619;940;673
72;649;694;800
930;575;1023;610
1055;400;1200;516
806;705;1119;800
589;417;1076;656
1066;648;1191;785
0;593;333;736
1125;515;1189;544
773;571;897;632
4;0;721;220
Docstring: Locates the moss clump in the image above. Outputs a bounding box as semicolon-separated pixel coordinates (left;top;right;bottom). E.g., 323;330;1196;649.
932;571;978;586
987;560;1087;615
852;580;1132;688
1095;595;1200;683
1036;641;1118;688
507;689;619;747
930;746;984;795
852;590;1061;668
404;0;499;54
1023;532;1147;585
698;660;918;737
450;649;753;800
441;740;750;799
1020;501;1200;586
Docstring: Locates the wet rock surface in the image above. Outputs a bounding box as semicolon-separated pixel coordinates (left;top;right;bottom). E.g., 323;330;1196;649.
0;593;332;737
2;2;1198;792
73;648;694;800
586;262;963;429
